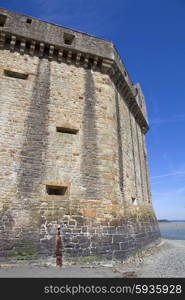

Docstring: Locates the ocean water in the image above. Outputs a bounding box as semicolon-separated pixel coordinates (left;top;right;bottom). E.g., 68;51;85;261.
158;222;185;240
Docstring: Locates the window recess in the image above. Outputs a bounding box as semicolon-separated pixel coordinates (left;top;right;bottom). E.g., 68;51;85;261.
0;14;7;27
46;185;68;196
132;197;138;205
56;127;78;135
63;33;75;45
26;18;32;24
4;69;28;80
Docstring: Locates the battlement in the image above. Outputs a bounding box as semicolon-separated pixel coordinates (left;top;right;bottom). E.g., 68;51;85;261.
0;7;148;132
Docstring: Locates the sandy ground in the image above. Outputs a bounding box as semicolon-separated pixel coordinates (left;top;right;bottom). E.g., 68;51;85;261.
0;238;185;278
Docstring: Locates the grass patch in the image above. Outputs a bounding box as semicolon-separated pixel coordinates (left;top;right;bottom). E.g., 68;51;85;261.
79;255;102;263
7;246;38;260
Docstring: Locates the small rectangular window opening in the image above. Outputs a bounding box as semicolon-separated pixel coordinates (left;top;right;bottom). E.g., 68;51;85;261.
4;70;28;80
132;197;137;205
63;33;75;45
0;14;7;27
56;127;78;135
46;185;68;196
26;18;32;24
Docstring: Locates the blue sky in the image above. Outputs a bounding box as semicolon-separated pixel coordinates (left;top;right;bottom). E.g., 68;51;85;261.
1;0;185;220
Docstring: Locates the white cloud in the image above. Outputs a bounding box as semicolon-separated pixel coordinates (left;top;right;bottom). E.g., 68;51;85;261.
150;114;185;125
151;170;185;180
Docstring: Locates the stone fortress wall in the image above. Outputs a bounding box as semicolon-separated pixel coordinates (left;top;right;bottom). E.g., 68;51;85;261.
0;8;160;260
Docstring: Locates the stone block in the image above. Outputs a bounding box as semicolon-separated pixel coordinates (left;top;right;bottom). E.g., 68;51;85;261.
113;250;127;260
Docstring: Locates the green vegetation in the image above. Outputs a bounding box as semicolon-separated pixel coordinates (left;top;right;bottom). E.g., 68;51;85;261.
7;246;38;260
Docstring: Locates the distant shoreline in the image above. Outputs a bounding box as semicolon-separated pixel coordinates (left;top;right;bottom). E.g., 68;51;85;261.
158;219;185;222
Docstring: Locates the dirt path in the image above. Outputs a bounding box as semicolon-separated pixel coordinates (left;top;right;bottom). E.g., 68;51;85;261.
136;239;185;277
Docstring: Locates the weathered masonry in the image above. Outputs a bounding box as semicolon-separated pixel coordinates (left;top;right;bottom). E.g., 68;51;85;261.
0;7;160;260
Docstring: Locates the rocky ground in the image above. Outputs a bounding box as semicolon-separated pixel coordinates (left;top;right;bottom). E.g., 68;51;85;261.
0;238;185;278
